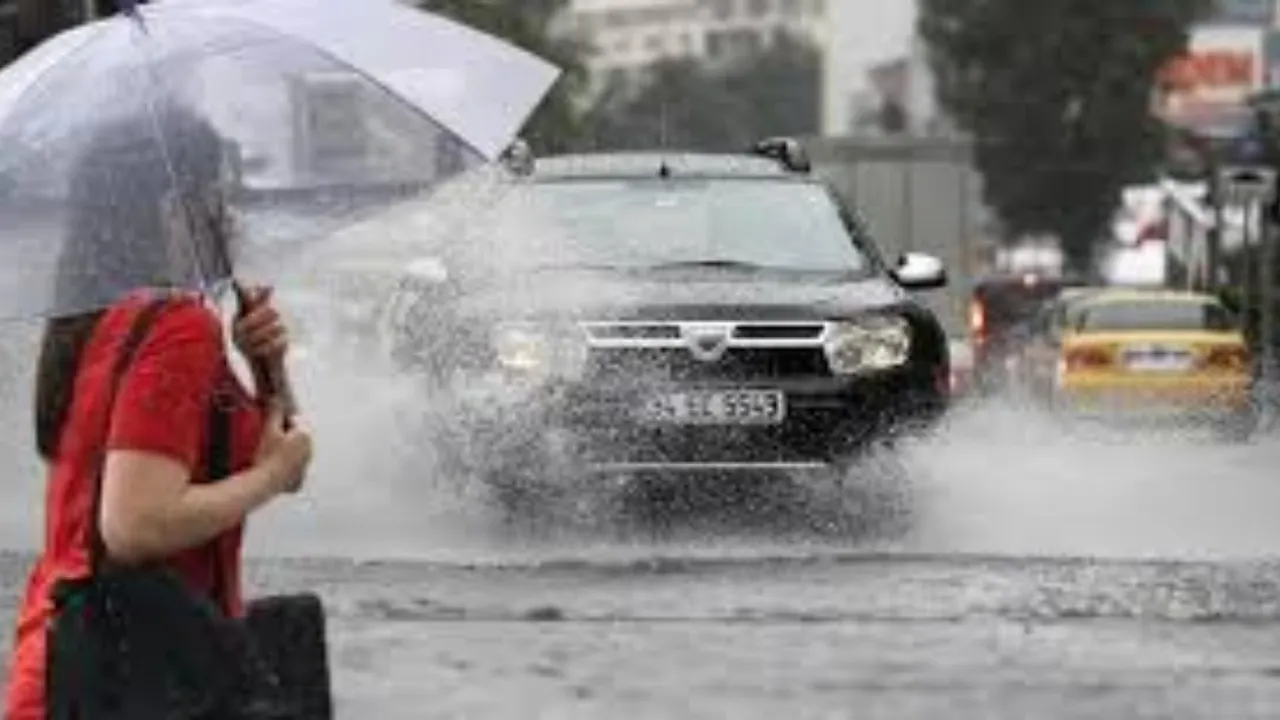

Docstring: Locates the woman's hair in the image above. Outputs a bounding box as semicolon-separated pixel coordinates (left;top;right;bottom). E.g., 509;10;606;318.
35;101;229;461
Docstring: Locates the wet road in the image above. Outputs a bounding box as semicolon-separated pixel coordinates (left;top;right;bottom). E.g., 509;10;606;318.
8;549;1280;718
5;332;1280;717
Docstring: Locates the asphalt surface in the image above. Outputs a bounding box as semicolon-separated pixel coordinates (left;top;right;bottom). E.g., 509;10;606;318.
8;549;1280;718
5;324;1280;717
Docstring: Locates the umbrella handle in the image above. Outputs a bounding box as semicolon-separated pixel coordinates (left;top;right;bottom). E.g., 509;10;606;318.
232;280;299;429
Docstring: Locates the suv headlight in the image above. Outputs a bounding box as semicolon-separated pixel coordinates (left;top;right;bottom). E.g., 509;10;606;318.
492;322;589;381
824;315;912;375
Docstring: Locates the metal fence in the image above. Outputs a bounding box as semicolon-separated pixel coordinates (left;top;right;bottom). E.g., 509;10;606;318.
806;135;989;337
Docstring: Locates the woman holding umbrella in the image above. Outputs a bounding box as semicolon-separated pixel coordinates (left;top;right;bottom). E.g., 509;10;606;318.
0;1;563;715
4;103;315;718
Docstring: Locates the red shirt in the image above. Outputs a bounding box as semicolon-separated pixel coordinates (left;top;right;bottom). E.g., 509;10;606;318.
4;292;265;720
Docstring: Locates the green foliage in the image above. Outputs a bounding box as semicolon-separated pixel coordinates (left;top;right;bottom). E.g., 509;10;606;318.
581;33;821;152
919;0;1209;270
580;59;744;151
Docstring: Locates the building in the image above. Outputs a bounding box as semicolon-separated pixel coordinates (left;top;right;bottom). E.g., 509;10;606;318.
561;0;947;136
562;0;827;89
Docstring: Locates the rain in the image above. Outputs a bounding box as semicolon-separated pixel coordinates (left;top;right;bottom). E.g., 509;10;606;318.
6;1;1280;718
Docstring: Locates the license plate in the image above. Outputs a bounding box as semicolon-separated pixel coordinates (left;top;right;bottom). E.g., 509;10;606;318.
639;389;786;425
1123;345;1192;372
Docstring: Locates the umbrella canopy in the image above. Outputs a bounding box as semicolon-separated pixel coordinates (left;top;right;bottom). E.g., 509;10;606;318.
0;0;560;320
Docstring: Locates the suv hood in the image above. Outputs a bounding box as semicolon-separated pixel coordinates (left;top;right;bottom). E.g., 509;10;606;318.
452;268;912;322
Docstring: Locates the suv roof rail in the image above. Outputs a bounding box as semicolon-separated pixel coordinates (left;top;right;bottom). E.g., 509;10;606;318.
501;138;535;176
749;136;811;174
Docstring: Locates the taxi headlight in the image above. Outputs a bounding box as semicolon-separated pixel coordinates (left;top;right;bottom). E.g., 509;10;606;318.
492;322;588;381
824;316;912;375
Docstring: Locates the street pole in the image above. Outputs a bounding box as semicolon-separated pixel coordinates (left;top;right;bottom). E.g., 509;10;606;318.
1219;165;1279;405
1208;159;1223;292
958;161;971;280
1243;200;1255;327
1243;94;1280;425
1262;217;1276;387
902;157;914;254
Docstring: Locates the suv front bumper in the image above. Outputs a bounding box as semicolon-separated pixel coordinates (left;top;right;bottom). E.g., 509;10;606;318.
453;369;943;479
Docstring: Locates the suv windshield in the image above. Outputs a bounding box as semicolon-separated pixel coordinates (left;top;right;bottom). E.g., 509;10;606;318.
1076;299;1236;332
471;178;872;275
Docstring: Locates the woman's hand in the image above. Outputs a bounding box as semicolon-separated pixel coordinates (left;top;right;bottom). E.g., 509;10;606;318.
233;285;288;362
101;400;313;564
254;401;313;495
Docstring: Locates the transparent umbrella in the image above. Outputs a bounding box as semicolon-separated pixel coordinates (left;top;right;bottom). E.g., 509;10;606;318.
0;0;560;322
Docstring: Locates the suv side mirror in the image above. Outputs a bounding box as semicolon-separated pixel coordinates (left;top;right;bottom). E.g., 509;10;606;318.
891;252;948;290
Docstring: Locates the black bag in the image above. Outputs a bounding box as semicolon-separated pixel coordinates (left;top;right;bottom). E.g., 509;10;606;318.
45;298;333;720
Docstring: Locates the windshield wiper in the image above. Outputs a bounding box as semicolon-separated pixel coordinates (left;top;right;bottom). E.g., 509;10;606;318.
645;259;769;271
531;260;853;277
529;262;631;273
646;260;864;281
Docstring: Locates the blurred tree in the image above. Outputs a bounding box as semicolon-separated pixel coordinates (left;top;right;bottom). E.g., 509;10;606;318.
585;32;821;152
93;0;128;18
723;33;822;143
417;0;591;154
14;0;132;54
584;59;745;151
919;0;1208;271
15;0;68;54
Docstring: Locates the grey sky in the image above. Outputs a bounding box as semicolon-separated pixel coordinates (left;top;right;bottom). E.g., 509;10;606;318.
823;0;920;133
829;0;919;91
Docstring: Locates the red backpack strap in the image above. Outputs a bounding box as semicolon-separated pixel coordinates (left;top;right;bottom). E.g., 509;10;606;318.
86;297;171;573
87;294;238;609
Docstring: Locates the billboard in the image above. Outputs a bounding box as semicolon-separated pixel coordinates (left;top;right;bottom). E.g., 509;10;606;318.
1155;26;1268;133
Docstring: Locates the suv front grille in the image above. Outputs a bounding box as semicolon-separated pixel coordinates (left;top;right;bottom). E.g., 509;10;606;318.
732;324;824;341
583;321;825;345
581;321;831;382
584;324;682;341
586;347;829;382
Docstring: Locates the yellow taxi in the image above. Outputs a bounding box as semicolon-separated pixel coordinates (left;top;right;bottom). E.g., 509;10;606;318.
1045;288;1255;439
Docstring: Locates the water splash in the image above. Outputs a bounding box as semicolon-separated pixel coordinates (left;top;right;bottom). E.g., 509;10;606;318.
239;177;1280;563
900;390;1280;562
4;162;1279;566
0;321;45;550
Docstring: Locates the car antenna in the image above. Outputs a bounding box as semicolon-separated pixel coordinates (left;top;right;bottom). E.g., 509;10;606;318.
658;100;672;180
